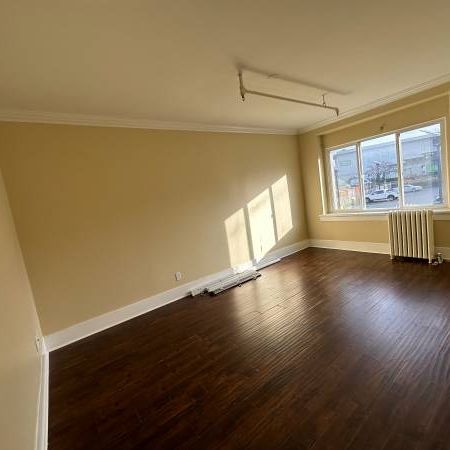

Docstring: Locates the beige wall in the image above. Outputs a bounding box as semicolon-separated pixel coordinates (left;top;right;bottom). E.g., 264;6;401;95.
298;83;450;247
0;167;41;450
4;83;448;340
2;80;449;450
0;123;307;334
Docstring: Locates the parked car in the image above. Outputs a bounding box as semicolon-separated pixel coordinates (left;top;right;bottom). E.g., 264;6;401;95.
403;184;423;192
365;188;399;203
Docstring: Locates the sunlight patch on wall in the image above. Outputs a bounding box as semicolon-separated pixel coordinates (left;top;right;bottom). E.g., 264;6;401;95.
247;189;276;262
224;175;294;268
224;208;251;267
271;175;293;240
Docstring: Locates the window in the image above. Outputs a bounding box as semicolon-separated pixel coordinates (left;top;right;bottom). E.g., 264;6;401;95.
361;133;399;209
327;121;447;212
400;123;444;207
330;145;361;210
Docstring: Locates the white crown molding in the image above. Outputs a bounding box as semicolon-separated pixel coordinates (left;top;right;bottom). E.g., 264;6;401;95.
1;75;449;136
0;109;297;135
298;73;450;134
44;240;309;351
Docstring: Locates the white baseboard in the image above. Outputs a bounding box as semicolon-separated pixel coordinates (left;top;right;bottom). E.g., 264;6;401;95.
44;240;309;351
309;239;390;255
436;246;450;260
42;238;449;351
36;235;446;448
45;267;232;351
36;343;49;450
309;239;450;261
261;239;310;260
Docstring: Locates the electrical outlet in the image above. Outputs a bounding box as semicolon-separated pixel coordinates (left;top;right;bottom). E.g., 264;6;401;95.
175;271;182;281
34;336;41;354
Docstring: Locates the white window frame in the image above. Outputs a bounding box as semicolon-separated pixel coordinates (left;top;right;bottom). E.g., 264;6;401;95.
324;118;449;215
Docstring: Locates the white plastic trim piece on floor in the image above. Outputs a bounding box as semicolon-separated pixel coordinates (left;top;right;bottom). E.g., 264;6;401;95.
189;268;260;296
206;269;261;295
44;240;310;352
36;342;49;450
190;241;309;296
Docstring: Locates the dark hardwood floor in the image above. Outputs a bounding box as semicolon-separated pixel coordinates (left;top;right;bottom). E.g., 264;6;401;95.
49;248;450;450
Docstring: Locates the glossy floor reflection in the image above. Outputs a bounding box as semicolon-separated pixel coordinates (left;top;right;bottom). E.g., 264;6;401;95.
49;248;450;450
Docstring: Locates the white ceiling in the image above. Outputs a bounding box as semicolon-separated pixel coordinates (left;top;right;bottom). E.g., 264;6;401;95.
1;0;450;132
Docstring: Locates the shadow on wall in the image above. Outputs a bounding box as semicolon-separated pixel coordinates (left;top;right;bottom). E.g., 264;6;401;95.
224;175;293;268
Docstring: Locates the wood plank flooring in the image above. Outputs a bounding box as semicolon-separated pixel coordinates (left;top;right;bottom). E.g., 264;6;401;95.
48;248;450;449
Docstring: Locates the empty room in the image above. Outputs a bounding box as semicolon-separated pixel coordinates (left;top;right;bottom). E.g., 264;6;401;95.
2;1;450;449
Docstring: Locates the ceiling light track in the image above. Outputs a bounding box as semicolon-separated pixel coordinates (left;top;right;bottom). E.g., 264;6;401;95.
238;71;339;116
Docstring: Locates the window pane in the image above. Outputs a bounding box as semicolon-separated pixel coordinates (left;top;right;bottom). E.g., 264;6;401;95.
400;123;444;206
360;134;399;209
330;145;361;210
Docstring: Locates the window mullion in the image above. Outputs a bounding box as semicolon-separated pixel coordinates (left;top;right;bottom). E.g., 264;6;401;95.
356;142;366;209
395;132;404;209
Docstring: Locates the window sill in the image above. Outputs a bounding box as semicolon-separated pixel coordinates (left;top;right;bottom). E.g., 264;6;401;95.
319;209;450;222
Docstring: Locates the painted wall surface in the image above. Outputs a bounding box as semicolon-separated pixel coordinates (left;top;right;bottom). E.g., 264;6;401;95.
298;83;450;247
0;168;41;450
0;123;307;334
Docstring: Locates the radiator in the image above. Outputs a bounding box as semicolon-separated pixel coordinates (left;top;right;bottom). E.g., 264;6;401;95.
388;210;434;263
